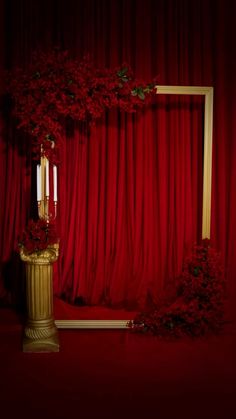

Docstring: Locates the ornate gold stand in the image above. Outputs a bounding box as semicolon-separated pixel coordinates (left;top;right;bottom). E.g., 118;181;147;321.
20;244;59;352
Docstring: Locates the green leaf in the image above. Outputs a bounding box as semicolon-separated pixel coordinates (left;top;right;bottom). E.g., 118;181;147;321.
138;91;145;100
33;71;41;79
117;67;128;77
193;267;200;276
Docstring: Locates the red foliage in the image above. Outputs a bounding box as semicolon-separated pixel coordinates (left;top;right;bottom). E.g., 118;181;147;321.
7;49;157;163
130;240;226;338
18;219;58;253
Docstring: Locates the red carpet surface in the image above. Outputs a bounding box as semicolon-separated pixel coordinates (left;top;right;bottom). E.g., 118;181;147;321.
0;307;236;419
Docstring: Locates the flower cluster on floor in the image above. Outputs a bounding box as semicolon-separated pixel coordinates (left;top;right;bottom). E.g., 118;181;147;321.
130;239;226;338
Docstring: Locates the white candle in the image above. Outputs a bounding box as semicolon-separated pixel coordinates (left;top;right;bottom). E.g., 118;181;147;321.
45;158;49;197
53;165;57;202
37;164;41;201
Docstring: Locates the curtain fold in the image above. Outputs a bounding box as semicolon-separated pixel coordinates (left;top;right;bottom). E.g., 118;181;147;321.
1;0;236;314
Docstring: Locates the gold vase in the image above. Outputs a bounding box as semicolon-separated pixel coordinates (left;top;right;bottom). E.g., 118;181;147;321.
20;243;59;352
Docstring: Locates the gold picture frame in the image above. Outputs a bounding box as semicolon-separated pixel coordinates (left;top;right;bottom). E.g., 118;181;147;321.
55;85;214;329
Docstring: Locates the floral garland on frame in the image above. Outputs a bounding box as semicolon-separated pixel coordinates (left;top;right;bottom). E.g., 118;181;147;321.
6;49;157;164
129;239;226;338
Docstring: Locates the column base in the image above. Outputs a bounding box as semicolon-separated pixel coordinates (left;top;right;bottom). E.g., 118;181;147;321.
23;331;59;353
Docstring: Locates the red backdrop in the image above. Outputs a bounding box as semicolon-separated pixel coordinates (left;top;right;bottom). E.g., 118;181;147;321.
0;0;236;314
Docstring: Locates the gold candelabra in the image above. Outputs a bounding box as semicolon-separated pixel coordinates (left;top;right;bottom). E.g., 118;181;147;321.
37;150;57;222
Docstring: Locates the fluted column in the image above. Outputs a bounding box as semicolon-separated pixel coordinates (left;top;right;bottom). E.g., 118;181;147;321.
20;244;59;352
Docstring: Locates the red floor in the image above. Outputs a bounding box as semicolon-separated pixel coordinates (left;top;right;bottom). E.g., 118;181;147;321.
0;307;236;419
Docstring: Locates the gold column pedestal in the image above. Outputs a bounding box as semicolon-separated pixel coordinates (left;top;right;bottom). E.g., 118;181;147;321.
20;244;59;353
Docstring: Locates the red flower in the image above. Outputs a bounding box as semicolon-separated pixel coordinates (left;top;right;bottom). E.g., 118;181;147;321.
6;49;157;163
18;219;58;253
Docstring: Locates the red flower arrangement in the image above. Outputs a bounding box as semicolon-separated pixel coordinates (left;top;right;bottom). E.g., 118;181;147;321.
7;49;157;163
18;219;58;254
130;240;226;338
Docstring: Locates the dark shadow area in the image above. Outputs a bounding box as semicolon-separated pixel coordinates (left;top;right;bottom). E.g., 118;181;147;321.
1;251;26;317
0;93;33;163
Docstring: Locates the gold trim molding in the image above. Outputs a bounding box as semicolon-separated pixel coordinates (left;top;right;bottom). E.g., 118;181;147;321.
55;320;130;329
156;85;214;239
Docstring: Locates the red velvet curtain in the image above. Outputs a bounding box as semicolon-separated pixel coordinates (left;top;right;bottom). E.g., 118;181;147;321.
0;0;236;313
55;99;203;308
